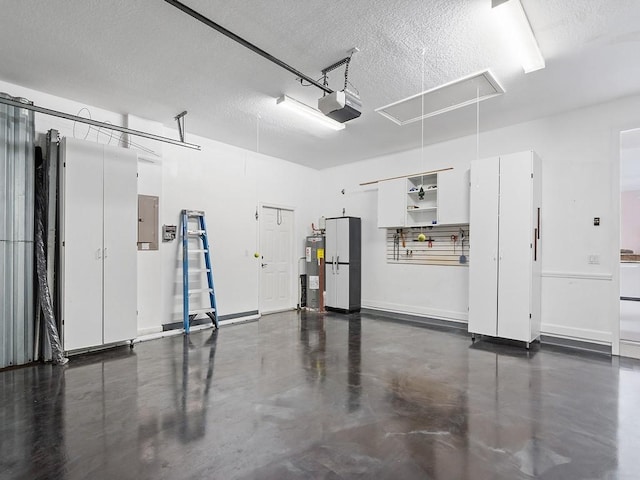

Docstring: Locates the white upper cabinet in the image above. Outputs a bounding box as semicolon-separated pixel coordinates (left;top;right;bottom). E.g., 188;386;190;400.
437;168;470;225
376;167;470;228
377;177;406;228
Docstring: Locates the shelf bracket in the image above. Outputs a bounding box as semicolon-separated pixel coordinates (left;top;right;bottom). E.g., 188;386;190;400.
175;111;188;143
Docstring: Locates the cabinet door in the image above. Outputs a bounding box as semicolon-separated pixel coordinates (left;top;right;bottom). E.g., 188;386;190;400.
335;267;350;310
377;178;406;228
325;265;337;308
336;217;351;264
325;218;337;261
437;168;470;225
103;145;138;344
468;157;499;336
497;152;533;342
61;138;104;351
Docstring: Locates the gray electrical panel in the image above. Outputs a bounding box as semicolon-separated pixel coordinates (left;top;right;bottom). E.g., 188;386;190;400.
305;236;325;309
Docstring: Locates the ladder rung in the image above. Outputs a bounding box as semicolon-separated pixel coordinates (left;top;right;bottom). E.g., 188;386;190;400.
188;288;214;294
187;230;205;236
189;307;216;314
187;268;211;273
184;210;205;217
188;249;208;253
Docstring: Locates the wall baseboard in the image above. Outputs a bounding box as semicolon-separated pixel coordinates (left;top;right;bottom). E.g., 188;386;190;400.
620;341;640;359
162;310;260;331
361;308;467;331
541;323;612;344
362;307;614;355
540;335;611;355
137;326;163;336
362;301;468;322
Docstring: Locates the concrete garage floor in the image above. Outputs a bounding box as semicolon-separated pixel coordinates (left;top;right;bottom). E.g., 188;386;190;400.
1;311;640;480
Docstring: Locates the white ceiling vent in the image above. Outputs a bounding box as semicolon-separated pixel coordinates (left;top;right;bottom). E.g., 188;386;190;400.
375;70;505;126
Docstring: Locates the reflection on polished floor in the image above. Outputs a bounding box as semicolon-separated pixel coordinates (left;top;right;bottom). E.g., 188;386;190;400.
1;310;640;480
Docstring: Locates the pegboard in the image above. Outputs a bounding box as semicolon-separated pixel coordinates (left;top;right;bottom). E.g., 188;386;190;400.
386;226;470;266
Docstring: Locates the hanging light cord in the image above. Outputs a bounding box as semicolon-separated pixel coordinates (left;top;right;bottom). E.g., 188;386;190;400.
421;48;426;183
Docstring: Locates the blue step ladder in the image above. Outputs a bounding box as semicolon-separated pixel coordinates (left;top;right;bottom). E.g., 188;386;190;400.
181;209;219;334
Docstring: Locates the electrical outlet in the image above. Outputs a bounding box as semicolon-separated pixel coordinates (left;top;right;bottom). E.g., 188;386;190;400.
588;255;600;265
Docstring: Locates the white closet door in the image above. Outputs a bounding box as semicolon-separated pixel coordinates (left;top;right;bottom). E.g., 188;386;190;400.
497;152;533;341
102;145;138;344
61;138;104;350
468;157;500;336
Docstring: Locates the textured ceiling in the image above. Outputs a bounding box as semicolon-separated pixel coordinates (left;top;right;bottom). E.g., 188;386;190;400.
1;0;639;169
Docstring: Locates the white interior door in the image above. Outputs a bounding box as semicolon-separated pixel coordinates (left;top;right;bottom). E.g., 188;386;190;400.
61;138;104;350
260;206;294;313
468;157;500;336
103;145;138;344
497;152;533;341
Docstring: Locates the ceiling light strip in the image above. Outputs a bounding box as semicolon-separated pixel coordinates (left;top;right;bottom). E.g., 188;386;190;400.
492;0;545;73
276;95;345;131
0;96;201;150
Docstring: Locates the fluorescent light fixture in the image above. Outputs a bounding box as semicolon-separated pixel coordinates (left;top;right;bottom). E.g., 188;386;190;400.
276;94;345;131
375;70;505;126
492;0;545;73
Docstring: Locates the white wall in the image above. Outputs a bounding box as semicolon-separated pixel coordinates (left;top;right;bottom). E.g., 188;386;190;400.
157;135;320;333
0;80;322;336
319;141;475;322
5;75;640;348
320;95;640;349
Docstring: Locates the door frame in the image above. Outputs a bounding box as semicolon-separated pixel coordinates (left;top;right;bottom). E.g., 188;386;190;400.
613;124;640;357
617;127;640;357
258;202;297;314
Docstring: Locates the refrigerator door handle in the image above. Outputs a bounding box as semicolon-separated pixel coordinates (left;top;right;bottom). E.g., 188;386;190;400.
336;256;339;273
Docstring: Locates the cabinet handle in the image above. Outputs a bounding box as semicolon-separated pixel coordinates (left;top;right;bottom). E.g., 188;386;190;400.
534;229;538;261
331;256;335;273
96;248;102;260
537;208;541;239
104;247;108;259
336;255;340;273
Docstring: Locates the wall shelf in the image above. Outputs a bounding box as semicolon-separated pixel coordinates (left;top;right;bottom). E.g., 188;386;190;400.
407;206;437;212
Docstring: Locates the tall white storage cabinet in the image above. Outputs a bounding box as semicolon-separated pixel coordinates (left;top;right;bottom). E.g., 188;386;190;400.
325;217;361;313
468;151;541;345
60;138;138;352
